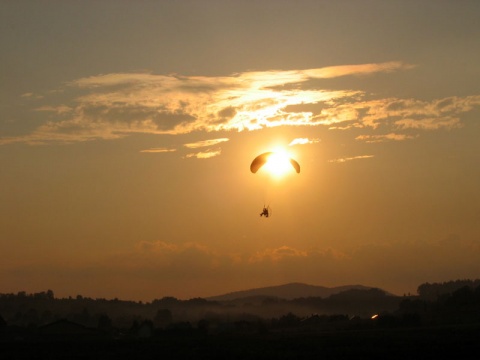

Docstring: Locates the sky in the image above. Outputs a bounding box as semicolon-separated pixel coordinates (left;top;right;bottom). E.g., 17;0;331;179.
1;0;480;301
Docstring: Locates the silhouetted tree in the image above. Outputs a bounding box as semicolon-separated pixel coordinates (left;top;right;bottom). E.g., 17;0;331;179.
33;290;54;301
417;279;480;300
152;296;179;307
446;286;473;307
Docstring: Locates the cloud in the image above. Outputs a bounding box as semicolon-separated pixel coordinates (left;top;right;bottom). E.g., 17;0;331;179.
355;133;416;143
4;237;480;300
185;149;222;159
126;238;480;297
356;96;480;130
3;63;479;147
21;92;44;100
1;62;414;145
394;117;461;130
249;246;308;263
303;61;416;79
328;155;374;163
136;240;179;256
35;105;73;115
140;138;228;156
128;241;224;272
140;147;176;153
183;138;229;149
288;138;321;146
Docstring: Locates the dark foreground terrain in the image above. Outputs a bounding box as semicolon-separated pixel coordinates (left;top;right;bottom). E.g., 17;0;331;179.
2;323;480;360
2;281;480;358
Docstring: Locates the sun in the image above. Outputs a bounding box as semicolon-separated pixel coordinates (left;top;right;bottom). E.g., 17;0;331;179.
263;149;295;178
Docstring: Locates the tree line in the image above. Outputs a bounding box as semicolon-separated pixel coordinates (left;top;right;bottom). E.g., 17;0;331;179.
1;279;479;335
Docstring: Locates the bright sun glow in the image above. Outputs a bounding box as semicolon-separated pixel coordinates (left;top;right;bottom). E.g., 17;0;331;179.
263;149;294;178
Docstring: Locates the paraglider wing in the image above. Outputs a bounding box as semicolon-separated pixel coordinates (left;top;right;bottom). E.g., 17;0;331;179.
250;152;273;173
250;151;301;174
289;158;300;173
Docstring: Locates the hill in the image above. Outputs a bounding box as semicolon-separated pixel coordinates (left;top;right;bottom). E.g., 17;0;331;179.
207;282;375;301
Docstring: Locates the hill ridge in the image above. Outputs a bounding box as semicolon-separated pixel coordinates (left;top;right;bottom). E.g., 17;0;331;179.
207;282;375;301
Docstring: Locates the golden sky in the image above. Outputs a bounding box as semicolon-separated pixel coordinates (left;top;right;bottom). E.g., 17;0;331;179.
1;1;480;301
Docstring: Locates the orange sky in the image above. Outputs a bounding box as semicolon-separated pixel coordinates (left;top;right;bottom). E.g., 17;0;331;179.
1;1;480;301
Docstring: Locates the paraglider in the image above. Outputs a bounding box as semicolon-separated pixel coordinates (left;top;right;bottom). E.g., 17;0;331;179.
250;151;300;218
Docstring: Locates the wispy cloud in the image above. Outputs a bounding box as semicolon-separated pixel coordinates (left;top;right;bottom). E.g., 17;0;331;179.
35;105;73;115
140;138;228;156
21;92;44;100
328;155;374;163
288;138;321;146
394;117;461;130
303;61;416;79
355;96;480;130
140;147;176;153
185;149;222;159
3;62;479;147
356;133;416;143
183;138;229;149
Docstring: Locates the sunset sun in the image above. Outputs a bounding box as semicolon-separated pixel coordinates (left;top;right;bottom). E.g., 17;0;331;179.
263;149;297;178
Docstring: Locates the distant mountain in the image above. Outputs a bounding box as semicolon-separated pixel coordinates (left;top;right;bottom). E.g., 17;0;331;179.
207;283;376;301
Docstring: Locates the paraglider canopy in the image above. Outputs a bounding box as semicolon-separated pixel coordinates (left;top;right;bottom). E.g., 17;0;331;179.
250;152;300;175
